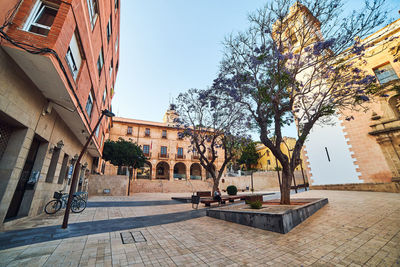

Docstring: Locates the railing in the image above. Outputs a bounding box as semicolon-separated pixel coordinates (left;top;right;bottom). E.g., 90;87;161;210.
191;154;200;160
143;152;152;158
158;153;169;159
190;175;201;180
175;154;186;160
173;173;186;179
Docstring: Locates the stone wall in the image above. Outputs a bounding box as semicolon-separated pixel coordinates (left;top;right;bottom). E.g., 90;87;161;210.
88;175;213;195
88;175;129;196
310;182;400;193
221;171;307;191
130;179;213;193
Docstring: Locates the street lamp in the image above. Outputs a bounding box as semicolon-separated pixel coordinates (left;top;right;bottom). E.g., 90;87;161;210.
62;109;114;229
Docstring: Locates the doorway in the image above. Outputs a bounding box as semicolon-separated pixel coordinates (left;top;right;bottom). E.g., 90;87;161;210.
4;138;41;221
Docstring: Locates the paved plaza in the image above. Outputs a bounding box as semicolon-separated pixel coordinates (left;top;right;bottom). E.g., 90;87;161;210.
0;190;399;266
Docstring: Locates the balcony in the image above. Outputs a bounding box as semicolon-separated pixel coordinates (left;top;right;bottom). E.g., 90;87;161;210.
191;154;200;160
175;154;186;160
158;153;169;159
143;152;152;158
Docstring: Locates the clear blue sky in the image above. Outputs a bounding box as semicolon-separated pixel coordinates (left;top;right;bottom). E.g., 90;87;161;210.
113;0;399;139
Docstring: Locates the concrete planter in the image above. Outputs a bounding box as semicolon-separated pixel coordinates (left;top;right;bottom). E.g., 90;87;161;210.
207;198;328;234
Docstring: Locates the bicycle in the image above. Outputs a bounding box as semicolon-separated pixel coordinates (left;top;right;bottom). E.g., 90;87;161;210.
44;190;87;214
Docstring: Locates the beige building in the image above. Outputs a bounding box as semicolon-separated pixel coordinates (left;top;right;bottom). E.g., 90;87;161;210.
104;105;224;181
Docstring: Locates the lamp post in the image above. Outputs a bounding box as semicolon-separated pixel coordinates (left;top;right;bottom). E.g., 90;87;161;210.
62;109;114;229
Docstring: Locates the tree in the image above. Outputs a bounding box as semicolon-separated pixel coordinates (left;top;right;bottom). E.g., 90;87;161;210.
238;142;260;170
213;0;389;204
102;138;146;195
176;88;249;193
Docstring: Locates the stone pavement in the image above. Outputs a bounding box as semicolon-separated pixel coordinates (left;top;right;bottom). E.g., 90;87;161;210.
0;190;399;266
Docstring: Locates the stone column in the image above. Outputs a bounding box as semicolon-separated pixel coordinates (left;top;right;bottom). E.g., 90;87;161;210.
186;163;190;180
169;166;174;181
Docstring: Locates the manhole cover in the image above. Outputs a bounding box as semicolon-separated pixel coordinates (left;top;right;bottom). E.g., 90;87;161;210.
120;231;146;244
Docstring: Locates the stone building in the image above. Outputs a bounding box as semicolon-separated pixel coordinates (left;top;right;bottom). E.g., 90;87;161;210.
300;18;400;185
256;137;306;172
0;0;120;226
104;105;225;181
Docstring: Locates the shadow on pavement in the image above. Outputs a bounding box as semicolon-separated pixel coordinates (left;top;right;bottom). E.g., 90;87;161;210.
87;200;185;208
0;209;206;250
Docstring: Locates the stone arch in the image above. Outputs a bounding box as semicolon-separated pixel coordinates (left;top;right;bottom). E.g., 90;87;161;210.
388;95;400;119
156;161;170;179
190;163;202;180
137;161;152;179
173;162;186;180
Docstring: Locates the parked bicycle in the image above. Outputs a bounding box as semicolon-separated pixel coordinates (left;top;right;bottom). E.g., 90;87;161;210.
44;190;87;214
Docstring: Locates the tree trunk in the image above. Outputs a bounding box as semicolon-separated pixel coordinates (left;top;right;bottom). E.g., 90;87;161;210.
280;167;292;205
212;178;219;194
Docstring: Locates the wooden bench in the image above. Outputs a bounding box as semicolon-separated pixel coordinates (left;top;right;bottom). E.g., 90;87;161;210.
227;195;243;202
291;183;309;190
196;191;211;197
200;198;226;207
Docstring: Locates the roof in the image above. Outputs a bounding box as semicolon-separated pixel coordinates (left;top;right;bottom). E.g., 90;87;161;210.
113;117;172;128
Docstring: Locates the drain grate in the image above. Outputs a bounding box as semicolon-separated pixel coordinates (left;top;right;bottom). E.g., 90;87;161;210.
120;231;146;244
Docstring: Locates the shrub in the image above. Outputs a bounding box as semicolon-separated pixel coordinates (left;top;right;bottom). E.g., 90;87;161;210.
249;200;263;209
226;185;238;195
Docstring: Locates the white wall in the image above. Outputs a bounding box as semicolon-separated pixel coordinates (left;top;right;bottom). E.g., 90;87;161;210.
304;116;360;185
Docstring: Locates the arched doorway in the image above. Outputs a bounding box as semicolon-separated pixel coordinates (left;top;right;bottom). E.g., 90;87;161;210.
173;162;186;180
137;161;151;179
206;164;216;179
156;161;170;179
190;163;202;180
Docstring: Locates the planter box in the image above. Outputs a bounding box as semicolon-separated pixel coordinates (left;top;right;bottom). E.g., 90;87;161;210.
207;198;328;234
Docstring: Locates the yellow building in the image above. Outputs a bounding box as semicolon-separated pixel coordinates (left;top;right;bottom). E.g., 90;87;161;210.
255;137;305;171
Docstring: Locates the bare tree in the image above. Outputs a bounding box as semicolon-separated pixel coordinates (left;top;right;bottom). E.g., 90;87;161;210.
213;0;390;204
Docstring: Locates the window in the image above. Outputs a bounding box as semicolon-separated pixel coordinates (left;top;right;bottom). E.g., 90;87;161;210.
101;133;104;148
115;0;119;11
65;32;82;80
106;16;112;43
116;60;119;73
177;147;183;158
95;125;100;137
103;87;107;104
127;126;132;135
374;63;399;84
161;146;167;156
97;47;104;76
109;59;113;78
162;130;167;138
115;37;119;52
145;128;150;136
86;0;98;29
266;150;270;156
24;0;59;36
143;145;150;155
177;132;183;139
267;160;271;165
85;90;93;118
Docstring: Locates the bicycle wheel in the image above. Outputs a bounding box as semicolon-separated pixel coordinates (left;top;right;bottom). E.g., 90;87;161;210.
71;199;86;213
44;200;62;214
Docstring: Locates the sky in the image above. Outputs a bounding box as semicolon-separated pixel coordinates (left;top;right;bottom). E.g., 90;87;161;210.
113;0;399;140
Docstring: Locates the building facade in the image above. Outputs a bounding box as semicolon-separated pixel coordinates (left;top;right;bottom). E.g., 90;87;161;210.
104;105;225;181
0;0;120;225
303;19;400;185
256;137;306;172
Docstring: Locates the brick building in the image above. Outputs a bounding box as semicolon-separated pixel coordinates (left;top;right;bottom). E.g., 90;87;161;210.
0;0;120;226
104;105;225;182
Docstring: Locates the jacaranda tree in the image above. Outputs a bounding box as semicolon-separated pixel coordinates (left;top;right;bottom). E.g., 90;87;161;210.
213;0;389;204
176;88;249;193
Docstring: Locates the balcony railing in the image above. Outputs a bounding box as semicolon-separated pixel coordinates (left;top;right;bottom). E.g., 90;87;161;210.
191;154;200;160
158;153;169;159
143;152;152;158
175;154;186;160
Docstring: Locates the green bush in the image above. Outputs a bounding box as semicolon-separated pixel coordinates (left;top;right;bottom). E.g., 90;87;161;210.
249;200;263;209
226;185;238;195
